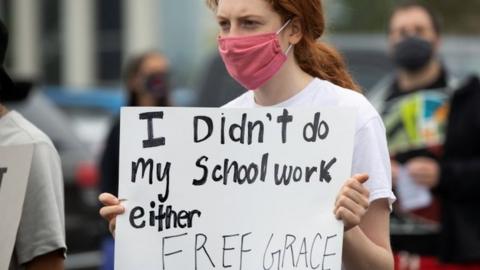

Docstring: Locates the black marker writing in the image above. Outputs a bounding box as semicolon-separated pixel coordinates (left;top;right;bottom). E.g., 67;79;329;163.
0;167;7;189
322;234;337;270
140;112;166;148
195;233;216;269
263;233;337;269
239;232;252;270
223;234;239;268
277;109;293;143
303;112;329;142
194;116;214;143
192;153;269;186
282;234;296;268
320;158;337;183
131;158;170;202
274;158;337;185
129;199;201;232
193;114;265;145
162;233;187;270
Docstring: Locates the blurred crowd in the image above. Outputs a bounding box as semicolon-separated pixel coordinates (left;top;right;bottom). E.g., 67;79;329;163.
1;1;479;270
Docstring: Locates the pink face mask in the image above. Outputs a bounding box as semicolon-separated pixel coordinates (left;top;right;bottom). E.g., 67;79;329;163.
218;20;293;90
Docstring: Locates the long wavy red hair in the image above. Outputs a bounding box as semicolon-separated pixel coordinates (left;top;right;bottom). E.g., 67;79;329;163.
206;0;360;91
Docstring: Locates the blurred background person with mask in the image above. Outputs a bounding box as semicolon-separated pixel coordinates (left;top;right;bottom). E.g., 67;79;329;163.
98;51;171;270
0;19;66;270
370;2;454;223
99;51;171;197
368;2;455;268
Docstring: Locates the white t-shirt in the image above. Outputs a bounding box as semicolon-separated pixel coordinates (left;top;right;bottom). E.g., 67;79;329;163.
0;111;66;269
224;78;396;206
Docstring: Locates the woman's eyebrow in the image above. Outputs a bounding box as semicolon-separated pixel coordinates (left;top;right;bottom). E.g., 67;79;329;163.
216;14;264;21
237;15;263;20
216;14;228;20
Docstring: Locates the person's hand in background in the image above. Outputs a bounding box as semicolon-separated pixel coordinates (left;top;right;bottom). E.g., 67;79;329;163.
406;157;440;188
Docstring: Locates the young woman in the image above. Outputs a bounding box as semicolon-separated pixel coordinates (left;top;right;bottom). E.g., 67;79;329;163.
100;0;396;269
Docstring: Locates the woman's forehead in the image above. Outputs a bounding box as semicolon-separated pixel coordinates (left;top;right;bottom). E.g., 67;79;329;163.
217;0;274;17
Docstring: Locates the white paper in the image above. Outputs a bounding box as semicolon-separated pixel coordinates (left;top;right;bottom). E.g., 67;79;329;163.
0;145;34;270
396;166;432;211
115;107;356;270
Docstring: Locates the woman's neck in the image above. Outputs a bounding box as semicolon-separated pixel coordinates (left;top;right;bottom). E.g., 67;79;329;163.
254;60;313;106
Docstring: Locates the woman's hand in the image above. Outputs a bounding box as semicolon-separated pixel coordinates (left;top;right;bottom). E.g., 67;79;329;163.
99;193;125;238
334;173;370;231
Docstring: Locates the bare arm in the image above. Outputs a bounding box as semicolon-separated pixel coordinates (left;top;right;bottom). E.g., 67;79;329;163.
342;198;393;270
25;250;64;270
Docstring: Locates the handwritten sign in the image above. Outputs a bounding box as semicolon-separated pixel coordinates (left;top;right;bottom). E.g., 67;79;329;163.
0;145;34;269
116;107;355;270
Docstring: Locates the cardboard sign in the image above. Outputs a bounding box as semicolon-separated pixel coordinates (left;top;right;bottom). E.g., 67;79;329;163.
0;145;34;269
116;107;355;270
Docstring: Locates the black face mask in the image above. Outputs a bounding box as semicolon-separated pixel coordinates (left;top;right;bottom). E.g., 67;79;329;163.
142;72;169;99
393;36;434;72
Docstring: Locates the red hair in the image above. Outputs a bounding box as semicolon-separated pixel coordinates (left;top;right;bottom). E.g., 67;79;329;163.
207;0;360;91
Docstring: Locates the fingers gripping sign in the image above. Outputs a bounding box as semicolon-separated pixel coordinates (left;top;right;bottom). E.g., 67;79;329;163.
99;193;126;237
334;173;370;231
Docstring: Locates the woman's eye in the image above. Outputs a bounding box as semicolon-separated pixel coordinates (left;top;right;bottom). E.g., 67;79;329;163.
241;20;258;28
218;21;230;32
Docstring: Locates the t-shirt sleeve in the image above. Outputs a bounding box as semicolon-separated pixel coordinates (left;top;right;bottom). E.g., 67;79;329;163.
351;116;396;207
14;142;66;265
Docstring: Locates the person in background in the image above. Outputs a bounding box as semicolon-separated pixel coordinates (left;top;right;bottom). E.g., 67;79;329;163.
98;51;171;270
196;54;245;107
99;51;171;197
0;19;66;270
368;3;474;269
370;2;454;223
438;75;480;269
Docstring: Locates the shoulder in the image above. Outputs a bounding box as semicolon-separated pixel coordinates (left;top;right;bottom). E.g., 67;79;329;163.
316;79;382;131
312;81;396;205
453;75;480;100
222;91;254;108
0;112;61;169
1;111;57;149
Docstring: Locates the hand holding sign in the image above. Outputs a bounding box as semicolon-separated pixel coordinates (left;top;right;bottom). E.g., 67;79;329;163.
99;193;125;237
113;107;356;270
334;173;370;231
100;174;371;237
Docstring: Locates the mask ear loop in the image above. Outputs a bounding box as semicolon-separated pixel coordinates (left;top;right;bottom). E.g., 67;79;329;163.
285;43;294;55
276;19;294;55
276;19;292;35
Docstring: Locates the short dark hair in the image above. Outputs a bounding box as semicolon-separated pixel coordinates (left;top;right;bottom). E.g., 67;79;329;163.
390;1;442;35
